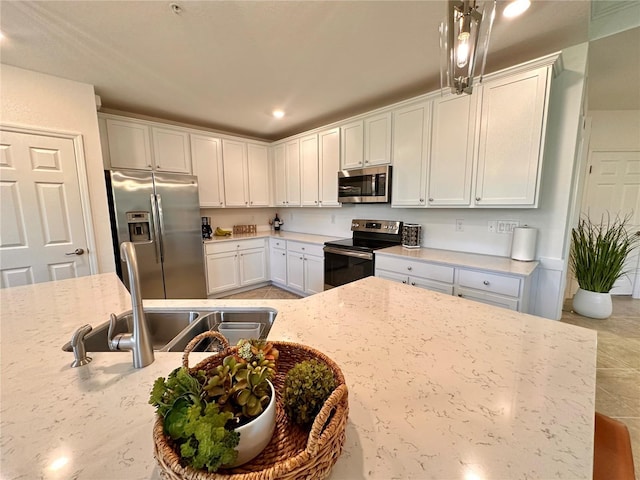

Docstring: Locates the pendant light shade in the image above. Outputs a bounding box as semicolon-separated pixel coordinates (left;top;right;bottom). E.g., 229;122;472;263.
440;0;496;95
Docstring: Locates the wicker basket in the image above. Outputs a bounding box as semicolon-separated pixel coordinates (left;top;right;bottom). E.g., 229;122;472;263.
153;331;349;480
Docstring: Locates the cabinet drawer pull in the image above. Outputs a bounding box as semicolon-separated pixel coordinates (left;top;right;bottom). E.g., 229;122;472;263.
483;280;490;286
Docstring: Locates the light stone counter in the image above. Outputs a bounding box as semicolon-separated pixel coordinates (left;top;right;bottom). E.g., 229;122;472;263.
203;230;342;246
0;274;596;479
377;245;539;277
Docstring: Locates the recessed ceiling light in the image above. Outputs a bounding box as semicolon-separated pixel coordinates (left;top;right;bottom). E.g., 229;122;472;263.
272;110;285;119
503;0;530;18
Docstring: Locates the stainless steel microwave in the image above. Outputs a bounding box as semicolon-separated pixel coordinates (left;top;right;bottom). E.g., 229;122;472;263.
338;165;391;203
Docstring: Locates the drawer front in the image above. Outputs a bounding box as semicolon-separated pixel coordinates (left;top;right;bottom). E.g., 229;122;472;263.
205;238;265;255
456;287;519;311
375;255;454;284
270;238;287;250
457;269;521;297
287;241;324;257
411;277;454;295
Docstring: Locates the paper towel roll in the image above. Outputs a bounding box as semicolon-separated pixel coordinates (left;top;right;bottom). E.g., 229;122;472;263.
511;226;537;261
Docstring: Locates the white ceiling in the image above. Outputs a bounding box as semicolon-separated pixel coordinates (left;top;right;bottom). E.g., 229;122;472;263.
0;1;625;141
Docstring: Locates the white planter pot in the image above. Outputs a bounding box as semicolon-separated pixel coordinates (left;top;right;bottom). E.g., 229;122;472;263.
572;288;612;319
226;380;276;468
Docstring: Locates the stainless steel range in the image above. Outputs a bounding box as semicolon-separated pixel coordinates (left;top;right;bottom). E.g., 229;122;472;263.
323;219;402;290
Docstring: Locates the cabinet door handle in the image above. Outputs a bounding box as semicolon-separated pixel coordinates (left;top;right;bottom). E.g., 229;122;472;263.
483;280;490;286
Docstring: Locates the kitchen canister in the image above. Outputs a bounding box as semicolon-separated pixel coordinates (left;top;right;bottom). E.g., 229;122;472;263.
402;224;422;249
510;226;538;261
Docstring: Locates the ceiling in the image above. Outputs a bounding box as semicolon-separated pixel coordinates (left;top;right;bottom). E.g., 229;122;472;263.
0;1;626;141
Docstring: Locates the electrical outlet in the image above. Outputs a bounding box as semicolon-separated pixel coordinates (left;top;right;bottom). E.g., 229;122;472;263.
456;219;464;232
488;221;497;233
497;220;519;233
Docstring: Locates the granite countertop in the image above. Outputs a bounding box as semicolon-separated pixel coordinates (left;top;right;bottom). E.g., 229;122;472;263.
0;274;596;479
203;230;342;246
377;245;540;276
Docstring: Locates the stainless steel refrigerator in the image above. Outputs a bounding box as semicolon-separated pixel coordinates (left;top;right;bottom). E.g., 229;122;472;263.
105;169;207;299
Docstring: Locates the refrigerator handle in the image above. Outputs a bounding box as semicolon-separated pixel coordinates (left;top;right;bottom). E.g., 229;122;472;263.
150;194;162;263
155;193;166;262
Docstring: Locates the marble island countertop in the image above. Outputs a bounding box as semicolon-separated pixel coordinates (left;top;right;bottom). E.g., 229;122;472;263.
0;274;597;479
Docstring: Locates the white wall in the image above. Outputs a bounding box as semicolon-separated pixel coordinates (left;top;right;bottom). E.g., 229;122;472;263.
0;65;114;273
589;110;640;150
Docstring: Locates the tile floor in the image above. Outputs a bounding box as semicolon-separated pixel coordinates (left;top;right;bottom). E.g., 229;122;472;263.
226;285;639;474
561;295;640;476
219;285;302;300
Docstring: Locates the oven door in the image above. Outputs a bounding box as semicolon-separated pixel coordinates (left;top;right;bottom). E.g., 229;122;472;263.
323;247;374;290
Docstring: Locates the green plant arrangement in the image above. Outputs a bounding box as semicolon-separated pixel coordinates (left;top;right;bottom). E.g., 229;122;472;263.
149;339;279;472
569;213;639;293
283;359;336;425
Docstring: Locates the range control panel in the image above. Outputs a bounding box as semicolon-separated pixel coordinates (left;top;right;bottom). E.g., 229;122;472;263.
351;219;402;235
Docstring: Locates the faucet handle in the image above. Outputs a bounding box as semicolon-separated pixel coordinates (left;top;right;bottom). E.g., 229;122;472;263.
70;324;93;367
107;313;121;351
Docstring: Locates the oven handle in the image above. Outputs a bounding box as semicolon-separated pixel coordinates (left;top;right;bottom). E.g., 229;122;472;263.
323;247;374;260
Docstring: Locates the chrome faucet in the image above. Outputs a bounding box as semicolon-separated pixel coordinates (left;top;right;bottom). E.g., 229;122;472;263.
108;242;154;368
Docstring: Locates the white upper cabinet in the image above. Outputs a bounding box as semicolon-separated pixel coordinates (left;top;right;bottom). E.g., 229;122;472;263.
151;127;191;174
318;127;341;207
105;118;153;170
474;65;551;207
191;134;224;207
104;118;192;174
246;144;270;207
273;139;301;207
300;134;319;206
222;139;269;207
340;113;392;170
364;112;392;166
428;94;477;206
391;101;431;207
340;120;364;170
222;139;248;207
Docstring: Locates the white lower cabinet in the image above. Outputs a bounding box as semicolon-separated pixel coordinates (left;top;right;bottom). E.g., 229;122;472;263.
286;241;324;295
204;239;267;295
269;239;287;286
375;254;531;312
376;256;454;295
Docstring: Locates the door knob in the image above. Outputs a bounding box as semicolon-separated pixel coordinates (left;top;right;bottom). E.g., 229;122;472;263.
65;248;85;256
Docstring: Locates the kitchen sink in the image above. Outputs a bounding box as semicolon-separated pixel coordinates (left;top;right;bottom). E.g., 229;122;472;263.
62;307;277;354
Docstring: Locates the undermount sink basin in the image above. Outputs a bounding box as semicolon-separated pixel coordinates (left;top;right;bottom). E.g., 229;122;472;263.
62;307;277;354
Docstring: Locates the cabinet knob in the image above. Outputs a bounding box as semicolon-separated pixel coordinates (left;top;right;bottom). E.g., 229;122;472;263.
282;252;285;256
476;197;481;202
411;282;416;286
219;202;223;205
148;164;152;167
458;293;463;297
407;266;412;271
402;280;407;284
483;280;490;286
420;198;424;202
429;198;434;202
364;161;369;164
250;201;253;204
315;201;318;204
319;201;322;204
245;201;248;205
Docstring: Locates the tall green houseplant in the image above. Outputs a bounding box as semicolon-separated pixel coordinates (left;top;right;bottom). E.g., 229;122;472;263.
569;214;639;318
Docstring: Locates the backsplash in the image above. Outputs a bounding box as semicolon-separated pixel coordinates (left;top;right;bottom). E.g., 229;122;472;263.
200;207;277;232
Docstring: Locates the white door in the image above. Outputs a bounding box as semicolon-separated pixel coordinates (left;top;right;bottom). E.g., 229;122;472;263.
583;150;640;295
318;128;340;207
304;254;324;295
246;144;270;207
0;130;91;287
222;139;248;207
191;134;224;207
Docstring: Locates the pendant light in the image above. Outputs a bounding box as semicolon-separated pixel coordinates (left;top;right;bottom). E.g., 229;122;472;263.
440;0;496;95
